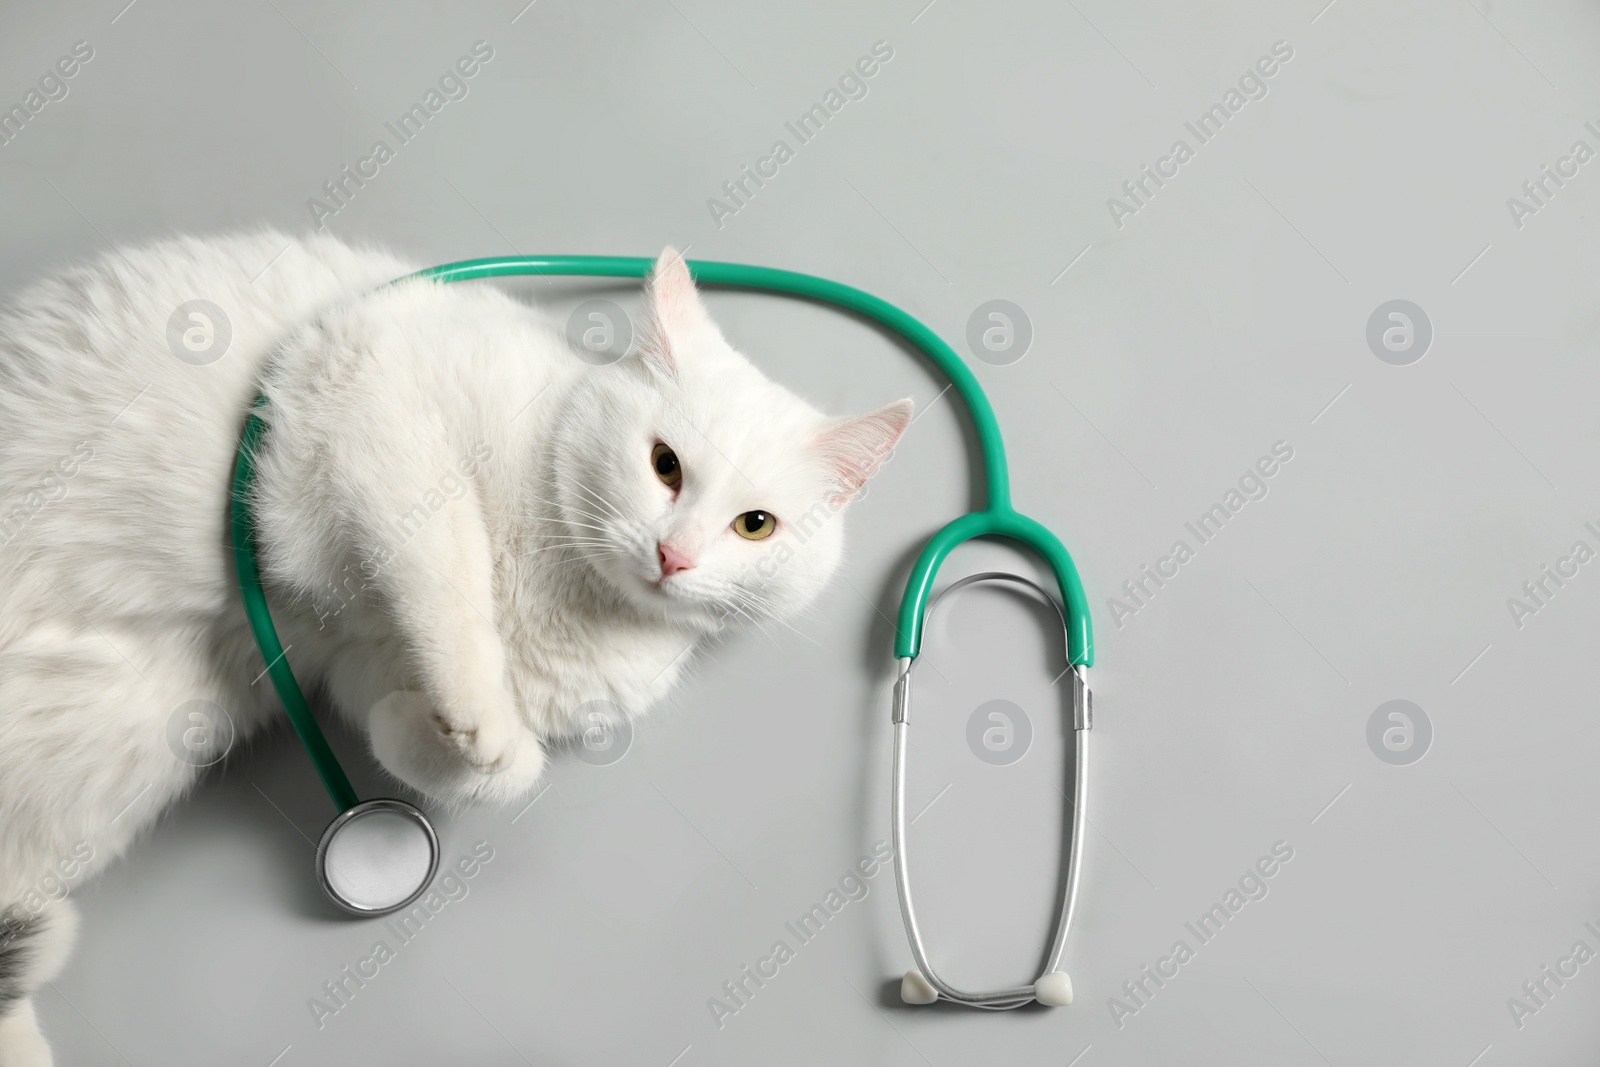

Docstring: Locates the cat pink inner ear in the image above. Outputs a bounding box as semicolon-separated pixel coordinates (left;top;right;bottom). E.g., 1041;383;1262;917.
815;398;915;502
639;247;711;376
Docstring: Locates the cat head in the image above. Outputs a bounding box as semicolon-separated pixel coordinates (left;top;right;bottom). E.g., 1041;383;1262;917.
549;248;912;627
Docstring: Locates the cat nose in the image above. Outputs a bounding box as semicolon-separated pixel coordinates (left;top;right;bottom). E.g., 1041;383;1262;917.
658;542;695;577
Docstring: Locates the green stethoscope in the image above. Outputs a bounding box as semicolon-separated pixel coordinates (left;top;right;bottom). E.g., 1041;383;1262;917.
232;255;1093;1007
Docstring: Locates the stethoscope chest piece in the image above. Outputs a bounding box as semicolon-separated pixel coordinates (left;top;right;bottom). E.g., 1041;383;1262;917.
316;798;440;916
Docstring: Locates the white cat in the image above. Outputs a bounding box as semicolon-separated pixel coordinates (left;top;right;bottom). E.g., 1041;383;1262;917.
0;232;910;1065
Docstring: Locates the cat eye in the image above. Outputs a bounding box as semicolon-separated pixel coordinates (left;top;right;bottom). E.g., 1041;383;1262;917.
651;443;681;489
733;510;776;540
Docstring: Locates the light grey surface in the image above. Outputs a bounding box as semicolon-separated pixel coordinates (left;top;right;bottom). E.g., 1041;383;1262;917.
4;0;1599;1063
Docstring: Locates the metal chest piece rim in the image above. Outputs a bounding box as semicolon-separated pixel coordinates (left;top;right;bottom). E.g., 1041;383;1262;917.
315;797;441;917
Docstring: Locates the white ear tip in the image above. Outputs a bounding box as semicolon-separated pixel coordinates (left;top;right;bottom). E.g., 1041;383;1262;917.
1034;970;1073;1006
901;969;939;1005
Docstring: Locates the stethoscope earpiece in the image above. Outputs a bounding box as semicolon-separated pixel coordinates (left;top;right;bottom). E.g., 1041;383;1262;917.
901;970;938;1005
1034;970;1074;1007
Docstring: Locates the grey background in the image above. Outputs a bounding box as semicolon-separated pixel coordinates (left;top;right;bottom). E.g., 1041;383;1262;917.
3;0;1597;1063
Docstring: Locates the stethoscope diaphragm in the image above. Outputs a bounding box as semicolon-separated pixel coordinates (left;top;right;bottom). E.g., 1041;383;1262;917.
315;798;440;916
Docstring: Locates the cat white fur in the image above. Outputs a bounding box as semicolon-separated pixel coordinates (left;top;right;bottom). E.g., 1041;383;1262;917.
0;232;909;1064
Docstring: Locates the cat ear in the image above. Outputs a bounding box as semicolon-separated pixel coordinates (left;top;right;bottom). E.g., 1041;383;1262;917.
814;398;914;503
638;247;714;377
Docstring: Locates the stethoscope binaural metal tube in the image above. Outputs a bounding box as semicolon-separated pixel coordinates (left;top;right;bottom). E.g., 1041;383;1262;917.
891;573;1092;1009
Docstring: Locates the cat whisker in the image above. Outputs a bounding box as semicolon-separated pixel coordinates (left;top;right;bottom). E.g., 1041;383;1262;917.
538;555;619;575
527;492;606;521
529;531;614;543
719;600;779;647
727;587;818;646
526;493;615;534
571;478;627;523
759;612;816;646
528;499;611;527
549;518;613;536
526;543;619;557
571;477;623;510
543;555;615;572
719;595;794;649
731;586;779;615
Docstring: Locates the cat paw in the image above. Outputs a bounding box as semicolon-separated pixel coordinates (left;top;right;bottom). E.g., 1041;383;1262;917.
368;690;546;807
429;699;521;775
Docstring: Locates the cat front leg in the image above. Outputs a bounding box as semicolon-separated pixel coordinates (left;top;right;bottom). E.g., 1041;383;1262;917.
355;497;543;804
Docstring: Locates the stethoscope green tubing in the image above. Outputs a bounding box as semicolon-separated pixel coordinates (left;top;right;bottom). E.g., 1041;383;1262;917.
231;400;361;812
230;254;1094;812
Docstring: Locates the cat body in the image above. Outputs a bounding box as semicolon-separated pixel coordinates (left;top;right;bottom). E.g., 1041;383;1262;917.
0;232;909;1065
